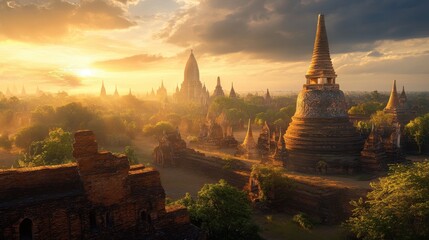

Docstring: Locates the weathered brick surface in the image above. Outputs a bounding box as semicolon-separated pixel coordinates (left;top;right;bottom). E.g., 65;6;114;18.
0;130;203;240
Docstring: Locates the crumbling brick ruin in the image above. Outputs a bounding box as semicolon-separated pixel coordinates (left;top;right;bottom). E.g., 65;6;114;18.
0;130;203;240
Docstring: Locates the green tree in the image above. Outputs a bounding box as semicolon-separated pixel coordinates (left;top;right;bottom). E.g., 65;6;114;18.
250;165;294;207
174;180;260;240
14;124;48;150
17;128;74;167
405;113;429;154
370;110;394;128
142;121;174;137
124;146;139;165
346;161;429;240
0;133;12;151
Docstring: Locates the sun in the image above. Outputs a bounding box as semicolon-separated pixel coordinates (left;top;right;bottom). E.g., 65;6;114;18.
75;68;95;77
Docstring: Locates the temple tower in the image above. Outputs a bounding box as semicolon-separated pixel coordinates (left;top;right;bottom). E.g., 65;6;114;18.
265;89;272;104
240;119;258;158
384;80;412;126
229;83;237;98
284;14;363;174
100;81;106;97
212;76;225;97
178;50;205;103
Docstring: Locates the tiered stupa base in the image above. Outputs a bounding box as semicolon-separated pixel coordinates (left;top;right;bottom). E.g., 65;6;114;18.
285;117;363;174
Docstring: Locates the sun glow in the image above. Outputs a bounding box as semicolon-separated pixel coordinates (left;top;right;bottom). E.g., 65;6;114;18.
76;68;95;78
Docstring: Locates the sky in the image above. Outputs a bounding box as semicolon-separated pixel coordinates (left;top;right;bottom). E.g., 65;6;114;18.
0;0;429;95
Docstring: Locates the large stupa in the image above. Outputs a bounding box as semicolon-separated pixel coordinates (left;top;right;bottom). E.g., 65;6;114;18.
284;14;363;174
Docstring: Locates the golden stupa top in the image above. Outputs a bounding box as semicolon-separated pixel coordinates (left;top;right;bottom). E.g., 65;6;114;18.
242;119;256;149
306;14;337;79
385;80;399;110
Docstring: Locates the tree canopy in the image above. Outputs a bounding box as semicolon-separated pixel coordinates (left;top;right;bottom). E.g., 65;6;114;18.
405;113;429;153
17;128;74;167
173;179;260;240
346;161;429;240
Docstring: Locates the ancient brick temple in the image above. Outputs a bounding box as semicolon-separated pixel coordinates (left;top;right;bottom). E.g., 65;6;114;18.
284;14;363;173
0;130;203;240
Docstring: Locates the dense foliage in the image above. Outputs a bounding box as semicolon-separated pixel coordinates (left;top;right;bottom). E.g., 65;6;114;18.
346;161;429;240
17;128;74;167
174;180;260;240
348;101;384;116
250;165;294;207
406;113;429;154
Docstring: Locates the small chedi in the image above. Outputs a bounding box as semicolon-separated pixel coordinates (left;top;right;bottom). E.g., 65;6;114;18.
153;129;187;167
284;14;363;173
257;122;276;161
212;76;225;98
198;111;238;149
238;119;258;159
0;130;202;240
360;125;388;172
271;128;288;165
384;80;413;127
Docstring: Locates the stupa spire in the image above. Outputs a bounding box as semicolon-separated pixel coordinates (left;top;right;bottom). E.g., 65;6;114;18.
229;82;237;98
306;14;337;82
242;119;256;150
385;80;399;110
216;76;221;86
100;80;106;97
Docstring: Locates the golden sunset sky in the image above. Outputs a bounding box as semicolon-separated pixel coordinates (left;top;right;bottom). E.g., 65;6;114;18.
1;0;428;95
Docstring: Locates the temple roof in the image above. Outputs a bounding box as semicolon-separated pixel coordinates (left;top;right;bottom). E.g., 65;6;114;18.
385;80;399;111
306;14;337;79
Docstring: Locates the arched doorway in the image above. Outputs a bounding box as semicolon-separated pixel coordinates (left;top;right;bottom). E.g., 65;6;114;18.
19;218;33;240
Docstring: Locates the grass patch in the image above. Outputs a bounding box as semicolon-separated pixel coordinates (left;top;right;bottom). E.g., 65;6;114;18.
253;212;346;240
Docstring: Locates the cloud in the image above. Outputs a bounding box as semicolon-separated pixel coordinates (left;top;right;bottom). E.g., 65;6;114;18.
338;53;429;75
0;0;136;42
367;50;384;57
46;70;83;86
93;54;164;71
160;0;429;61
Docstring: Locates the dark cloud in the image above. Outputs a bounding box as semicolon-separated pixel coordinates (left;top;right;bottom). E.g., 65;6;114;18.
0;0;136;42
160;0;429;61
93;54;164;71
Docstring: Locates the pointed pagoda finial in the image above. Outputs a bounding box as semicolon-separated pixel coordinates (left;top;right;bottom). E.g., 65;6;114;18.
385;80;399;110
217;76;221;86
229;82;237;98
306;14;337;82
247;119;253;137
400;85;407;100
100;80;106;97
